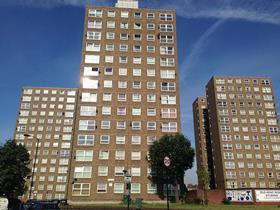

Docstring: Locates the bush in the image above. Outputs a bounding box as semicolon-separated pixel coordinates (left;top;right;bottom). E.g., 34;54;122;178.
223;198;231;205
185;198;203;204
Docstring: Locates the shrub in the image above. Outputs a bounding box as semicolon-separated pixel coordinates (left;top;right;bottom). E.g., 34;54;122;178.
223;198;231;205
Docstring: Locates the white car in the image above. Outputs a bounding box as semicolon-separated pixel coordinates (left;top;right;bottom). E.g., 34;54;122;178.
0;197;8;210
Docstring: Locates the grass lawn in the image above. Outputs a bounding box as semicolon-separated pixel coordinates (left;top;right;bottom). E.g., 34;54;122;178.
70;203;280;210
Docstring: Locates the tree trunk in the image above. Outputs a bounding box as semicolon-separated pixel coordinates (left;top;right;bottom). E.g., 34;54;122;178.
203;186;208;205
174;183;179;202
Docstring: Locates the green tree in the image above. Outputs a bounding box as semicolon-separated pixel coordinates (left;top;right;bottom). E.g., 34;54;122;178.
197;166;210;205
0;140;30;208
148;134;195;201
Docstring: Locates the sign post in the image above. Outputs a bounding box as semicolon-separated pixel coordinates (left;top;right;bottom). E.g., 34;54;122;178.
164;156;171;210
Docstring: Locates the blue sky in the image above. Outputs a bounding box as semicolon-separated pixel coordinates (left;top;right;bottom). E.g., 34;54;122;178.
0;0;280;184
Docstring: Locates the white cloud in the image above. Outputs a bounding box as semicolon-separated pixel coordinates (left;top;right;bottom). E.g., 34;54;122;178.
2;0;280;26
148;0;280;25
184;19;226;74
0;0;113;8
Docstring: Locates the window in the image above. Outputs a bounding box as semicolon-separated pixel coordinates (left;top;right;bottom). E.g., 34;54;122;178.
134;34;141;41
116;136;125;144
147;136;156;145
115;150;125;160
160;46;174;55
147;108;156;116
147;81;156;89
147;57;155;65
107;10;115;17
160;24;173;32
102;106;111;115
76;150;93;162
100;135;110;144
104;80;112;88
162;122;177;132
118;93;126;101
160;13;173;21
160;35;173;43
131;152;141;160
161;82;175;91
79;120;95;131
147;122;156;130
119;68;127;76
103;93;112;101
147;34;155;41
86;42;100;52
105;56;113;63
81;92;97;102
131;183;140;193
147;23;155;30
133;45;141;52
88;9;102;17
161;70;175;79
85;55;100;64
98;166;108;176
147;69;155;77
101;120;110;129
87;31;101;40
161;95;176;104
132;121;141;130
106;44;114;51
99;151;109;160
133;81;141;89
134;22;141;29
147;183;157;194
80;106;96;116
132;94;141;102
121;11;129;18
120;33;128;40
114;183;124;194
107;21;115;28
115;166;124;176
117;107;126;115
147;94;156;102
97;183;107;193
120;22;128;29
131;168;141;176
160;58;175;67
119;56;128;63
133;57;141;64
74;166;92;178
88;20;102;29
132;108;141;116
72;183;90;196
147;13;155;19
120;44;128;52
117;121;126;129
133;69;141;76
134;12;141;18
84;67;99;76
161;108;177;118
132;136;141;144
147;46;155;53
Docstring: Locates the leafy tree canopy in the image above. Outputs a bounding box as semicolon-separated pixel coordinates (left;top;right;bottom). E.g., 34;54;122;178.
148;134;195;198
0;140;30;200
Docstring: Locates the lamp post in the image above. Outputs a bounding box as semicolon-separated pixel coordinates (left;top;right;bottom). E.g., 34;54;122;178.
123;169;131;210
164;156;171;210
24;134;40;200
